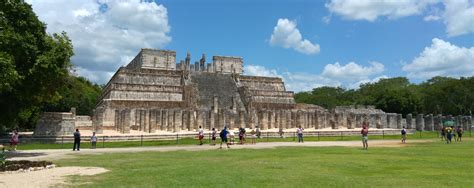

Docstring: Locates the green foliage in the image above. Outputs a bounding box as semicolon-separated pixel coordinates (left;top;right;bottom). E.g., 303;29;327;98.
42;76;102;116
0;152;5;168
295;76;473;116
0;1;74;129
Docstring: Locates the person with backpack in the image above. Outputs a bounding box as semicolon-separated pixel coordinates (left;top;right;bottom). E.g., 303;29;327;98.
401;126;407;143
219;127;230;149
361;122;369;150
238;127;246;145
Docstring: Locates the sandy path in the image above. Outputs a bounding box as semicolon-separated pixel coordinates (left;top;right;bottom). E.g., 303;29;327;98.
8;139;430;161
0;167;108;188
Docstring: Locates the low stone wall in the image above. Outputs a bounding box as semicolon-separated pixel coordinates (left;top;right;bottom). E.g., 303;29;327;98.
34;112;75;136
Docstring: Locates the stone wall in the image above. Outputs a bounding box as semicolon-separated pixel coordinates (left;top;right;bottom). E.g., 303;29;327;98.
35;112;75;136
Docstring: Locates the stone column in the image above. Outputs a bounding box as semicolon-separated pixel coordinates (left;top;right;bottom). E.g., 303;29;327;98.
268;111;274;129
434;114;442;131
239;111;245;128
396;114;402;129
161;110;167;131
122;109;131;134
375;114;382;129
156;110;161;132
406;114;412;129
425;114;434;131
149;110;156;133
209;111;215;130
369;114;376;129
347;113;355;129
355;114;362;128
167;110;174;132
416;114;424;131
380;114;388;129
286;111;292;129
174;110;182;132
262;111;269;130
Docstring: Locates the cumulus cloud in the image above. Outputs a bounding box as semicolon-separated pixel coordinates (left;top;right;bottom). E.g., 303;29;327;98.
325;0;438;22
443;0;474;36
245;62;386;92
27;0;171;83
269;18;320;55
402;38;474;79
322;61;385;81
325;0;474;36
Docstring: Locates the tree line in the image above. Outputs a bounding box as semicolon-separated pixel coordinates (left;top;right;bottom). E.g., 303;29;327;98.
295;76;474;117
0;1;102;131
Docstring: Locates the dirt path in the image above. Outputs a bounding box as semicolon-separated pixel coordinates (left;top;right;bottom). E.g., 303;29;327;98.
8;139;431;162
0;167;108;188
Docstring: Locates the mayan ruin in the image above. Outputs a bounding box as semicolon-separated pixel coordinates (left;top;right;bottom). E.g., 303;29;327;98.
34;48;473;136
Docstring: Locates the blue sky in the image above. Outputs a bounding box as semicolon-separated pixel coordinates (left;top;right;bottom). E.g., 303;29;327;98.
28;0;474;92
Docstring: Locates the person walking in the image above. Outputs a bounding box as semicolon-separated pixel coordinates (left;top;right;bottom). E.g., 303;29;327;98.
198;126;204;145
279;128;285;138
10;130;19;151
401;126;407;143
446;127;453;144
238;127;246;145
91;132;97;149
297;126;304;143
219;127;230;149
211;128;217;145
361;122;369;150
73;129;81;151
250;129;257;144
456;126;464;142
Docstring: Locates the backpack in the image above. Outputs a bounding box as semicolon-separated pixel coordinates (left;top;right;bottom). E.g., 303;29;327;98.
219;130;226;138
401;129;406;135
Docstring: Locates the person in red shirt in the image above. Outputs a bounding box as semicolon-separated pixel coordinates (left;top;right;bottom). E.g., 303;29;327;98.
361;122;369;150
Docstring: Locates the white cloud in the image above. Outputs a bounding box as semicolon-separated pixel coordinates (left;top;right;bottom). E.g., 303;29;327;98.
325;0;439;22
245;62;386;92
27;0;171;83
322;61;385;80
269;18;320;55
325;0;474;36
443;0;474;36
423;15;441;21
402;38;474;79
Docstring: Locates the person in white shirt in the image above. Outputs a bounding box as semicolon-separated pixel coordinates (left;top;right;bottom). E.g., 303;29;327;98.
297;126;304;143
91;132;97;149
198;126;204;145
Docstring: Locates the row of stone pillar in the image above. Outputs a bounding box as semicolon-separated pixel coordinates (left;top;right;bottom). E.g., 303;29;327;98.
112;108;473;132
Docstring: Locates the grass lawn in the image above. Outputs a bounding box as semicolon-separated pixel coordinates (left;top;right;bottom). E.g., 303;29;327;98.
56;138;474;187
17;131;454;150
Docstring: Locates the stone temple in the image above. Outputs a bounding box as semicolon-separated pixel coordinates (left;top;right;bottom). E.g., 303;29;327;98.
92;48;313;133
34;48;473;135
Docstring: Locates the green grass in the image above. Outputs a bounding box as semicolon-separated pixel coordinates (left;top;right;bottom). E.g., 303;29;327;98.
17;131;459;150
56;138;474;187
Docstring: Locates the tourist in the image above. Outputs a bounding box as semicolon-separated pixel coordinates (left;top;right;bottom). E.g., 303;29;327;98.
456;126;464;142
91;132;97;149
73;129;81;151
219;127;230;149
229;130;235;145
361;122;369;150
440;126;446;141
238;127;246;145
10;130;19;151
198;126;204;145
452;126;458;142
297;126;304;143
256;127;261;139
446;126;453;144
279;128;285;138
211;128;217;145
401;126;407;143
250;128;257;144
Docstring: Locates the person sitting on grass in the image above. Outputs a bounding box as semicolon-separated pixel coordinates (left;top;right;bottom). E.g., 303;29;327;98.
219;127;230;149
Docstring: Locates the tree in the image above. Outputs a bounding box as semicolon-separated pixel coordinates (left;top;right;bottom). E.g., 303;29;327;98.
0;1;73;130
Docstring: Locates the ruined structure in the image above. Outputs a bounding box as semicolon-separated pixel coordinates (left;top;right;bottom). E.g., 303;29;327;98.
35;49;473;135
